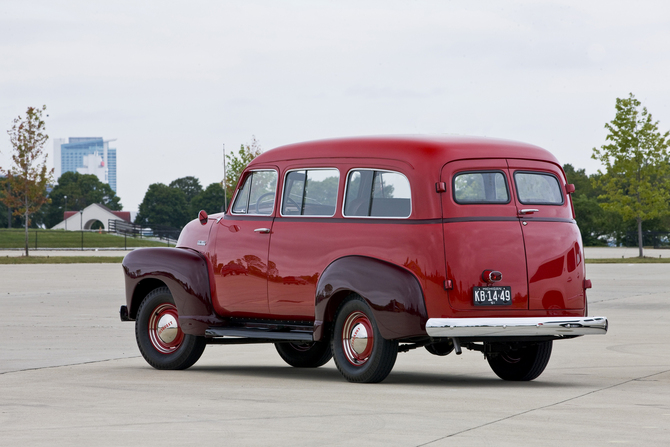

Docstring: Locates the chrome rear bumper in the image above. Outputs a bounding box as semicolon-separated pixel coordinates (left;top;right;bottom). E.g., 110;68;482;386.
426;316;608;338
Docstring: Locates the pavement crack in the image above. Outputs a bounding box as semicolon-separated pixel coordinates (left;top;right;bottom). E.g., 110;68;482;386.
0;356;141;375
414;368;670;447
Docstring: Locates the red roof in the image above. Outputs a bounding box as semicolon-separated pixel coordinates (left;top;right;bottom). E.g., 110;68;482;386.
252;135;559;167
63;206;130;223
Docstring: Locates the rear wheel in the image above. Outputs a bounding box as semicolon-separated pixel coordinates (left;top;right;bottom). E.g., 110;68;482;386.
331;296;398;383
486;341;552;381
275;341;332;368
135;287;206;370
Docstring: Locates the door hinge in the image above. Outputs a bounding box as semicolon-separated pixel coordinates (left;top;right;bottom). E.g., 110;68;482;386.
444;279;453;290
435;182;447;193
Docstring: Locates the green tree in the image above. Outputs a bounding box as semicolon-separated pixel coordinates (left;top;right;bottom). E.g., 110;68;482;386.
225;136;262;207
563;164;596;198
592;93;670;257
136;183;189;231
40;171;123;228
190;182;226;216
169;176;203;205
0;177;24;228
0;105;53;256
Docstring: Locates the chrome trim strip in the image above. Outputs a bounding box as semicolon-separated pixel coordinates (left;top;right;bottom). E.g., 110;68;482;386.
426;316;608;337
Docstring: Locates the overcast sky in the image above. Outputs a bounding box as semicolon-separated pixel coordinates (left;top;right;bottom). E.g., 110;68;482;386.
1;0;669;212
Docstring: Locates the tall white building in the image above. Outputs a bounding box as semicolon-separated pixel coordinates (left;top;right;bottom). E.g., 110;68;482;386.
53;137;117;191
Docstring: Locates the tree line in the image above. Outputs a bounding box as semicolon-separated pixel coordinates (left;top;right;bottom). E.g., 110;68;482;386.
2;97;669;257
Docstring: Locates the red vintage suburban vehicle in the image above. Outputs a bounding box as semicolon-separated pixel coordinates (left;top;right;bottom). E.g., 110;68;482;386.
120;136;608;383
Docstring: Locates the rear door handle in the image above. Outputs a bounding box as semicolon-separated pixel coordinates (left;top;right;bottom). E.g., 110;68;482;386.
254;228;271;234
518;209;539;215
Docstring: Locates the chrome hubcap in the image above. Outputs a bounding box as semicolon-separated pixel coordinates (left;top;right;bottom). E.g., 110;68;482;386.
148;303;184;354
350;323;369;355
342;311;374;366
157;314;179;344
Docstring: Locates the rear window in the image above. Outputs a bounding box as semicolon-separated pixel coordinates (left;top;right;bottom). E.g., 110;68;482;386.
514;172;563;205
453;171;509;204
343;169;411;218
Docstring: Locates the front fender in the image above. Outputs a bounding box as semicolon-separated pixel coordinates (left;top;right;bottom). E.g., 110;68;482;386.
122;247;224;335
314;256;428;341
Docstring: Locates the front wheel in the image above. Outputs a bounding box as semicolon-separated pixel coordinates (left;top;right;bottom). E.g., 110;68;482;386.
331;296;398;383
486;341;552;381
275;341;332;368
135;287;206;370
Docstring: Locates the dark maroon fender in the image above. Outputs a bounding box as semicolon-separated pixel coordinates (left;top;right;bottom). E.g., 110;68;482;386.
122;247;224;335
314;256;428;341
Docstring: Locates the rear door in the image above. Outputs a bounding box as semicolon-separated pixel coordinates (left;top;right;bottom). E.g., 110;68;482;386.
441;160;529;311
507;160;585;310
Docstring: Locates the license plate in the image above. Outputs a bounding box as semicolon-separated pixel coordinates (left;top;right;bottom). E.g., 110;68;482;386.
473;286;512;306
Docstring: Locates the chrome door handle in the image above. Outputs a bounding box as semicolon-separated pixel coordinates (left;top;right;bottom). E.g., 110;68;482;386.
518;209;539;215
254;228;271;234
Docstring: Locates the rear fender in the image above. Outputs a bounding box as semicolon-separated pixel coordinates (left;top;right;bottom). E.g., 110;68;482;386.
122;247;224;335
314;256;428;341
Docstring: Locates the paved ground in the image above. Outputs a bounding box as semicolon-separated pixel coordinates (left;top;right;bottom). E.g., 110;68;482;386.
0;249;131;257
584;247;670;259
0;263;668;446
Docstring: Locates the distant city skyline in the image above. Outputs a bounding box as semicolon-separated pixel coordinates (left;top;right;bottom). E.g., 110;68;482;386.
54;137;117;192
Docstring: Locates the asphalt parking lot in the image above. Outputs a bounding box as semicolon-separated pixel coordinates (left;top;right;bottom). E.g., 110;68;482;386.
1;263;668;446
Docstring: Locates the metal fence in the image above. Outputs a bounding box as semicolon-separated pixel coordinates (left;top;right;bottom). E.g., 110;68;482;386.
0;223;180;251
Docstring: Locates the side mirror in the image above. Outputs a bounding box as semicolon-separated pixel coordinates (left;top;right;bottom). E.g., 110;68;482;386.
566;184;575;194
198;210;208;225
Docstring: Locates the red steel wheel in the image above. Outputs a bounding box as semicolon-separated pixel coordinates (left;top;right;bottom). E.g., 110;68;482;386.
135;287;206;370
331;295;398;383
341;311;375;366
147;303;185;354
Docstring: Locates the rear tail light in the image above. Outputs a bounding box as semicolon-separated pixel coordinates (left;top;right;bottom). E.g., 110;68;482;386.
482;270;503;283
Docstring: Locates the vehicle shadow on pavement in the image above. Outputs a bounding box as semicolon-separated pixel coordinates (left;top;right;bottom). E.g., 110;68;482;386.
187;364;345;382
183;364;570;388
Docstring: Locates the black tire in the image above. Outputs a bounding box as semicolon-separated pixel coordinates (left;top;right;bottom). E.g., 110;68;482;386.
135;287;206;370
331;296;398;383
487;341;553;381
275;341;332;368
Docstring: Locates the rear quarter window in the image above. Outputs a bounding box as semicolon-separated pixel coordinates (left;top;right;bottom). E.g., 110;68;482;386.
514;172;564;205
343;169;411;218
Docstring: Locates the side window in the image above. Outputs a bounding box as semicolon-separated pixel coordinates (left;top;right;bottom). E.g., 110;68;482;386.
343;170;411;218
514;172;563;205
231;170;278;215
281;169;339;216
453;171;509;204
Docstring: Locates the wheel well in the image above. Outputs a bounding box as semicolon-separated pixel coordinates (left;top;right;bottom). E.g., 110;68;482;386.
322;290;359;333
129;278;168;319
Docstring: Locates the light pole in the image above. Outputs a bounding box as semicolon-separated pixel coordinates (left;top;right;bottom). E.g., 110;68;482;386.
64;195;67;230
80;209;84;251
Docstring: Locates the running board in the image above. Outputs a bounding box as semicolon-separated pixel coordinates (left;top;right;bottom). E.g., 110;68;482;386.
205;327;313;342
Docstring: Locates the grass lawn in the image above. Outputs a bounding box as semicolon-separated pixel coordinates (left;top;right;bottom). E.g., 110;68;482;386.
0;256;124;264
0;229;170;249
